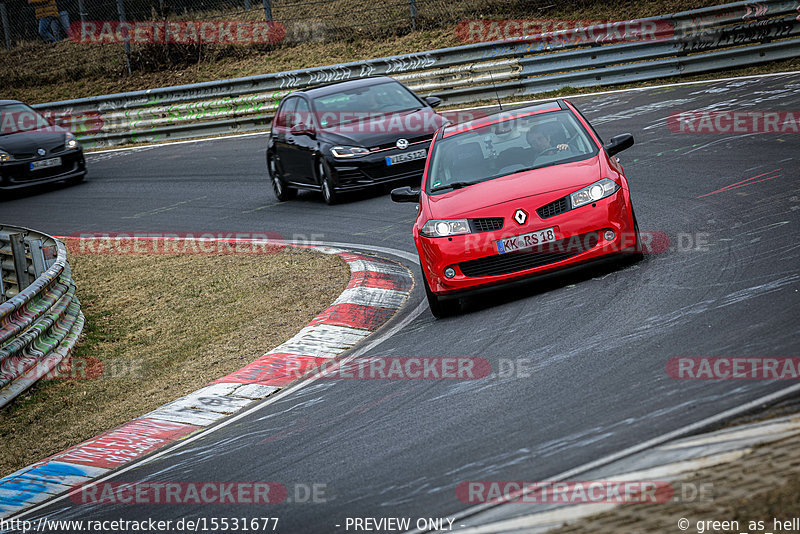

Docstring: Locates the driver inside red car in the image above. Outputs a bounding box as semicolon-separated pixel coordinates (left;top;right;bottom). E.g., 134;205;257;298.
526;123;570;158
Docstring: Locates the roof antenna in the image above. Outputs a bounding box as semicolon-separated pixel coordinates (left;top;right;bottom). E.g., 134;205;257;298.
488;69;503;111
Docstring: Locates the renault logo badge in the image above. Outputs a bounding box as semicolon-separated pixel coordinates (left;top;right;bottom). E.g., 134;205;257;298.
514;209;528;225
396;138;409;150
37;148;46;156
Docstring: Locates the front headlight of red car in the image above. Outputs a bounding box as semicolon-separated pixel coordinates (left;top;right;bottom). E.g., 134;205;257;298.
420;219;470;238
569;178;620;209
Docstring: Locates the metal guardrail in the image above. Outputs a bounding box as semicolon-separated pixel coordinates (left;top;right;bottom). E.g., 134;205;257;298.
32;0;800;147
0;225;84;408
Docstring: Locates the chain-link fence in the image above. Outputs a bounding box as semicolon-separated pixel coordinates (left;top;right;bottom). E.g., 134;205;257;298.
0;0;734;105
0;0;540;49
2;0;574;97
2;0;543;85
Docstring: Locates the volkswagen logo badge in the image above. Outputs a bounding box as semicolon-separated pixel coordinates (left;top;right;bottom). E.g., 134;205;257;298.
37;148;46;156
396;138;409;150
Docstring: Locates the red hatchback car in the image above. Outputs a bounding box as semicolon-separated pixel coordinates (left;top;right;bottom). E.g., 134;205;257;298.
391;99;642;317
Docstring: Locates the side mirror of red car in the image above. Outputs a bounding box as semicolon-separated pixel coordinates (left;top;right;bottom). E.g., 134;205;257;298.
391;186;421;203
604;133;634;156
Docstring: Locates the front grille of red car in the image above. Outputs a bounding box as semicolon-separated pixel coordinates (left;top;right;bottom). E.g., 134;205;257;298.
458;232;599;277
469;218;503;233
536;196;570;219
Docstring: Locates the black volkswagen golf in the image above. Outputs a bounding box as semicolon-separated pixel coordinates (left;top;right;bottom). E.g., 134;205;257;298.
266;76;445;204
0;100;87;192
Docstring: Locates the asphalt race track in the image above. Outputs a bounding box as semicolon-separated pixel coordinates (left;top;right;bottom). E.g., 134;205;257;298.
2;72;799;532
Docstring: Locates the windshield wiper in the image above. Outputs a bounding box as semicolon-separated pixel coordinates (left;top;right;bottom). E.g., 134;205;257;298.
507;164;542;175
430;180;479;192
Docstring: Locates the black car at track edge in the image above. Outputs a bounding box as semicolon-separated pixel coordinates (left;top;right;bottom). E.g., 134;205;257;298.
0;100;87;192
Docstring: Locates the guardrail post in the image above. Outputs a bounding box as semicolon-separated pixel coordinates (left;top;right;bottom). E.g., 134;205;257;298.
78;0;86;25
29;239;46;278
116;0;132;76
8;233;31;291
0;3;11;51
262;0;272;21
408;0;417;31
0;232;8;301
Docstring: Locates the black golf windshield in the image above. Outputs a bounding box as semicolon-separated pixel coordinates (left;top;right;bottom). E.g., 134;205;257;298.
427;111;598;193
312;81;423;128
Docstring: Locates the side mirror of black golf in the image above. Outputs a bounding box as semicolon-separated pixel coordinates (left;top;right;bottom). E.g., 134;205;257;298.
290;123;315;138
424;96;442;108
604;133;634;156
391;186;421;203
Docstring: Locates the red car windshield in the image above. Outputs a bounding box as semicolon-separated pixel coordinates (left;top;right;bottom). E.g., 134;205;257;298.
427;111;598;193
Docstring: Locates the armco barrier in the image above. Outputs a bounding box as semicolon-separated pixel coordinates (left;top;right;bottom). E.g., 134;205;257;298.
0;225;84;408
31;0;800;148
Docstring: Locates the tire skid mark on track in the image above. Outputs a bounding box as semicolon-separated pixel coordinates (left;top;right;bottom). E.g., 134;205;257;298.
0;243;413;519
697;168;784;198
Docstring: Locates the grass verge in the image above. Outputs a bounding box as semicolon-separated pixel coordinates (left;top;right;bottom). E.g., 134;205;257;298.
0;245;349;477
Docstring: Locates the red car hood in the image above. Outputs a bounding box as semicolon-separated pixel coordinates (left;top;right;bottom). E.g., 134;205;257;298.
426;156;602;219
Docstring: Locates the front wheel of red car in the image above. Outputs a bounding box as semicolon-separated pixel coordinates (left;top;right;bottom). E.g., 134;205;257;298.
421;270;460;319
